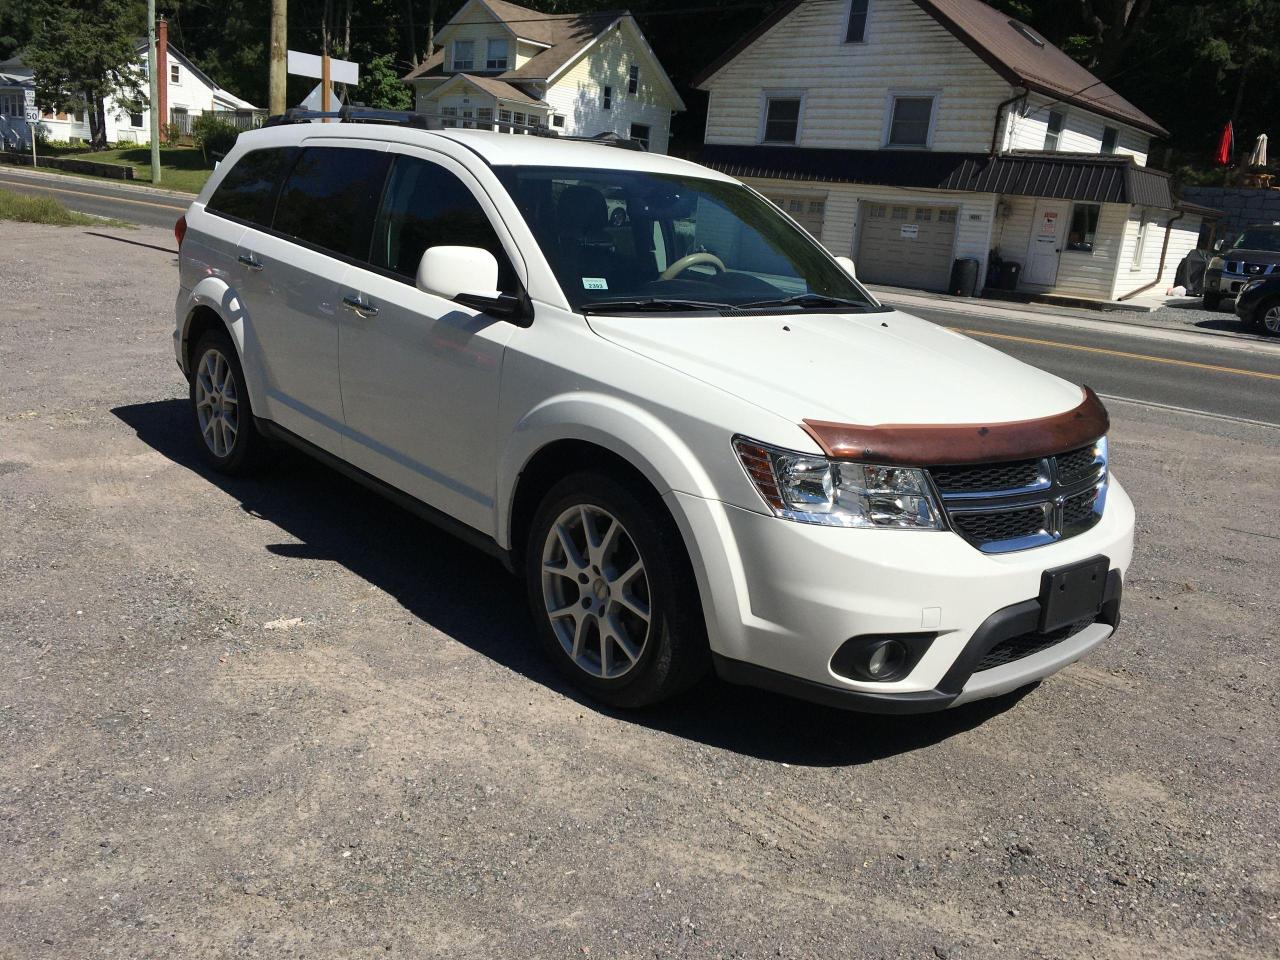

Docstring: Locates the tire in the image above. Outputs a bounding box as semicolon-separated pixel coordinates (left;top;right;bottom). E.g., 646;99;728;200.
524;471;709;708
1203;292;1222;311
1260;298;1280;337
188;328;265;475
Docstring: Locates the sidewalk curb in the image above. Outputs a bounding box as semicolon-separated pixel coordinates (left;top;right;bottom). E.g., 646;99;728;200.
0;163;198;201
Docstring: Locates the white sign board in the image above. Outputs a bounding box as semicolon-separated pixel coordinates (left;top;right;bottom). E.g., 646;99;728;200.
287;50;359;85
25;105;40;123
900;223;919;239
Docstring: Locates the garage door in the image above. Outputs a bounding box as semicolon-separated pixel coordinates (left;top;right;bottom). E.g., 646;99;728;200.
856;203;959;290
763;191;827;240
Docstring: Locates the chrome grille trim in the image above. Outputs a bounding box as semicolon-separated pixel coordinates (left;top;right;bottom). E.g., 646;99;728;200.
930;439;1108;554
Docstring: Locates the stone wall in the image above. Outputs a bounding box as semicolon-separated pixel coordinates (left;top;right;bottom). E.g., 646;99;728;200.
1181;186;1280;242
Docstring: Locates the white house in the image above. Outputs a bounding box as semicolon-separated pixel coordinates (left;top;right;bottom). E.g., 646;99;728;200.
693;0;1215;302
402;0;684;153
0;24;257;149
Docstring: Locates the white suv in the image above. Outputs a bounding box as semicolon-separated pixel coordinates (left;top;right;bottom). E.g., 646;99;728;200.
173;113;1134;713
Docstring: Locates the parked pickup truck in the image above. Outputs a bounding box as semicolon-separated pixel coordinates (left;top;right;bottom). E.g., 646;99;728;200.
172;111;1134;714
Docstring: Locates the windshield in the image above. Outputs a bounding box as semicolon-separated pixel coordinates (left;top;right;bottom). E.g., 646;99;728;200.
1230;228;1280;252
494;165;881;313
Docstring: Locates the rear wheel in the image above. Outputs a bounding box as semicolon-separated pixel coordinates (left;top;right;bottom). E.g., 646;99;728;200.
525;472;708;708
189;329;264;475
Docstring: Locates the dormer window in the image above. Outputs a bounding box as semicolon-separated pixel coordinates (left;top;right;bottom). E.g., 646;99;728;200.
1044;110;1065;150
1101;125;1118;154
452;40;474;71
486;38;509;71
845;0;869;43
887;94;934;147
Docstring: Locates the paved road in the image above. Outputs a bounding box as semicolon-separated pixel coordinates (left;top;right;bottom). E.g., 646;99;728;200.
0;167;190;230
898;304;1280;427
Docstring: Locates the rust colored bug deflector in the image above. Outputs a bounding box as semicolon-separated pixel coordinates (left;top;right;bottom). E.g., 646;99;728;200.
801;387;1110;466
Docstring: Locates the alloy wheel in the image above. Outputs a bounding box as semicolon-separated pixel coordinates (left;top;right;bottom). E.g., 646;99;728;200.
194;347;240;458
1264;305;1280;336
540;503;652;679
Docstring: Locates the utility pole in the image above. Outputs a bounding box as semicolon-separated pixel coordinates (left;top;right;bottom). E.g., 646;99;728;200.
146;0;161;184
270;0;287;116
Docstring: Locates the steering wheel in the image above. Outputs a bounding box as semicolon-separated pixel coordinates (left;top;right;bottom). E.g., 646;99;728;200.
660;251;726;281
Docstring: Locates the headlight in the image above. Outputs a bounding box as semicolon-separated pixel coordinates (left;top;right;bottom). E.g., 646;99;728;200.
733;437;944;529
1208;256;1225;272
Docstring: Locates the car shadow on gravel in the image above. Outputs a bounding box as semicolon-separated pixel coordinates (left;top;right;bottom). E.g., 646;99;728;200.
114;398;1030;768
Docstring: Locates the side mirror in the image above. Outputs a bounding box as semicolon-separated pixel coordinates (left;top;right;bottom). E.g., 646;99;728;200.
835;255;857;280
1212;239;1224;253
417;246;529;323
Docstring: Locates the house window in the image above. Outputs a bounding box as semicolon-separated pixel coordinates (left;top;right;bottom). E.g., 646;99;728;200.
552;114;564;128
891;205;909;220
1101;126;1118;154
762;96;802;144
498;109;512;123
170;63;180;84
453;40;474;71
441;105;458;127
602;85;613;110
887;95;934;147
1044;110;1065;150
845;0;870;43
627;64;639;95
477;107;493;127
486;39;509;71
130;111;144;127
0;93;19;116
1131;211;1148;268
630;123;650;149
1067;203;1100;252
513;111;526;125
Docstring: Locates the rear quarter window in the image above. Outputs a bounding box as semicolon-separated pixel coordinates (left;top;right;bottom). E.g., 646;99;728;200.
206;147;296;226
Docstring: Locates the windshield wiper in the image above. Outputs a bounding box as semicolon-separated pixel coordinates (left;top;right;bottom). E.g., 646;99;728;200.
734;292;870;311
584;298;731;313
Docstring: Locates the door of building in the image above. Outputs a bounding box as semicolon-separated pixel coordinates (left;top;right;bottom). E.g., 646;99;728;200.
1025;200;1068;286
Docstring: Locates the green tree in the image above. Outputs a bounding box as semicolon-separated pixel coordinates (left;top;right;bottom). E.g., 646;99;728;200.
24;0;146;150
355;53;413;109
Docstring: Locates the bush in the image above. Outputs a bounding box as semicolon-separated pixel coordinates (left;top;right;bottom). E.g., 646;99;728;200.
162;122;182;146
191;115;239;164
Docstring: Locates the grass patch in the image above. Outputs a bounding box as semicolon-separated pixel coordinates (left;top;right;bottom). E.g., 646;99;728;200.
0;188;129;227
40;144;213;193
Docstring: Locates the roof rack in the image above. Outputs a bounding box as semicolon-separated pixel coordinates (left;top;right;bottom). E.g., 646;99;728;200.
261;105;646;150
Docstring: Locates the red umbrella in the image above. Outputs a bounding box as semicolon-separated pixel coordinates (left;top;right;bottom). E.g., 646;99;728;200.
1215;121;1234;166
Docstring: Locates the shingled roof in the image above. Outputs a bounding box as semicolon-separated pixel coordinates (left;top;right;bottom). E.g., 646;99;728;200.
693;0;1167;137
402;0;624;83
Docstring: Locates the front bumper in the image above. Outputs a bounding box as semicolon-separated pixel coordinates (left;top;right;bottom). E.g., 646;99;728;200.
668;477;1135;713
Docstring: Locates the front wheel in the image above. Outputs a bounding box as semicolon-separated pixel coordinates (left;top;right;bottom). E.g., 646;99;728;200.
525;472;708;708
1203;292;1222;311
1261;299;1280;337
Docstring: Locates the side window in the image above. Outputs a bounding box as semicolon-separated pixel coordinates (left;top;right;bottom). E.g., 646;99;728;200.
272;147;389;259
370;155;516;291
206;147;296;226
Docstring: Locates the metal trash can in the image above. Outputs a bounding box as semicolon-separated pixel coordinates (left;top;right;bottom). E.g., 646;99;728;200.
949;257;980;297
998;260;1022;291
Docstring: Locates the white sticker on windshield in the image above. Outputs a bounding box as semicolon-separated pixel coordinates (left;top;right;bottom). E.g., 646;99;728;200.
582;277;609;290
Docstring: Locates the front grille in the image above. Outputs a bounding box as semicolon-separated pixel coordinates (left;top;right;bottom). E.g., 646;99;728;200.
952;505;1046;543
974;620;1093;672
1226;261;1276;276
931;457;1041;494
930;440;1108;553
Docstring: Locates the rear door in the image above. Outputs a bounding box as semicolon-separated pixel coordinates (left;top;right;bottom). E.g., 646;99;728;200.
855;202;959;290
241;143;389;451
336;148;521;532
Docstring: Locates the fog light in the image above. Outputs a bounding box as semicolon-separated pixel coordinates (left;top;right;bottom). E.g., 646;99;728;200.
865;639;908;679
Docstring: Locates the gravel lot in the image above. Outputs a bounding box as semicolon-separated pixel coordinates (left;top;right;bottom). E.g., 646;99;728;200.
2;223;1278;959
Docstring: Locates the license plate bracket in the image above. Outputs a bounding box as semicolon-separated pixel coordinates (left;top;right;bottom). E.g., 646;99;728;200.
1039;555;1109;633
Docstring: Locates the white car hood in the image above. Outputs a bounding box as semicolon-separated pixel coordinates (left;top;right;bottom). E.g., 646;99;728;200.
587;308;1086;428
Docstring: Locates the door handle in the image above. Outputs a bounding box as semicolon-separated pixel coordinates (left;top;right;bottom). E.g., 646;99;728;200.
342;293;379;318
238;253;264;271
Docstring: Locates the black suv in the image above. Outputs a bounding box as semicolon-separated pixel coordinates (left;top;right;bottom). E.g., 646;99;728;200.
1203;223;1280;310
1234;275;1280;335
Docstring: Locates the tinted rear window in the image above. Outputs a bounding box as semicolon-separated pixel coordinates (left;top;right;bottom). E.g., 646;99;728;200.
272;147;389;260
206;147;295;226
